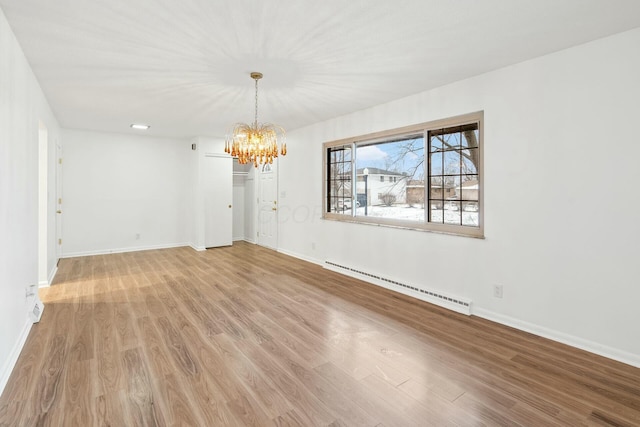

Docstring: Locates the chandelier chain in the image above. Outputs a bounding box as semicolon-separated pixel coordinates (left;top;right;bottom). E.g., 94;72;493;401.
254;77;259;127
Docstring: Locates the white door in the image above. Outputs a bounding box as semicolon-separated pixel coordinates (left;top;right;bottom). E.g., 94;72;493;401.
204;155;233;248
258;162;278;249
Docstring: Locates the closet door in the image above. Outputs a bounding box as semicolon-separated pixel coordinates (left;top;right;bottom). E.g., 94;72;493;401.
204;154;232;248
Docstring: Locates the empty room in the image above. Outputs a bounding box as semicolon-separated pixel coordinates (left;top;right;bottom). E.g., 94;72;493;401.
1;0;640;425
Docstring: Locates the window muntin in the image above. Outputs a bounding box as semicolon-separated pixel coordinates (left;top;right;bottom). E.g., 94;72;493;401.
323;112;483;237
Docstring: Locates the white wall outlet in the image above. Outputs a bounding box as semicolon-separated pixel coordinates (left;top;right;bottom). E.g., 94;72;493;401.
493;285;504;298
135;233;140;240
311;242;316;250
25;284;36;299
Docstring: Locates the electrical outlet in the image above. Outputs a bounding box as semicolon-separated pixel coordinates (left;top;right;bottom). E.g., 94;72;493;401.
135;233;140;240
311;242;316;250
26;284;37;299
493;285;504;298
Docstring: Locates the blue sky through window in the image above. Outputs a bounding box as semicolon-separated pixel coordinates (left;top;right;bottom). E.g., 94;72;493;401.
356;137;425;179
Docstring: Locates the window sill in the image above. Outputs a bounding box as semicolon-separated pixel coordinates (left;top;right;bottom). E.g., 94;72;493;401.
321;214;485;239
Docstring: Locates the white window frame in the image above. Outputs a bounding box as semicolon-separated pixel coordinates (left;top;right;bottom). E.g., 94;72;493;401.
322;111;484;238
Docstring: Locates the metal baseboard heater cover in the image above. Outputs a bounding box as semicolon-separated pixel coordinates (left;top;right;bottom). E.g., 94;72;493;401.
325;260;471;314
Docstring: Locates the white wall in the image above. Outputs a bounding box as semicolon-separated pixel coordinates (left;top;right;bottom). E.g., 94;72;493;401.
244;168;256;243
62;129;191;256
0;8;61;393
278;28;640;366
37;125;48;284
233;175;246;241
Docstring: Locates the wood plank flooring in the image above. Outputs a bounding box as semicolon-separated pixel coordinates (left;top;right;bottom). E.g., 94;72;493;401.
1;242;639;426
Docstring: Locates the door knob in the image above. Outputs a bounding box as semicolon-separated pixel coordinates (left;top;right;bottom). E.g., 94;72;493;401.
228;205;232;208
56;210;62;214
272;208;277;211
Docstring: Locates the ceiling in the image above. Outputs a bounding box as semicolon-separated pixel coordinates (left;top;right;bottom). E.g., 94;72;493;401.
2;0;640;139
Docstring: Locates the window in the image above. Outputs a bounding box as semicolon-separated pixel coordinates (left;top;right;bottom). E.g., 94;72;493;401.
326;146;352;214
428;124;479;227
323;112;483;237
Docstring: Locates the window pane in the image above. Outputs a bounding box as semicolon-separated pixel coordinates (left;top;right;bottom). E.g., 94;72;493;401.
430;134;443;152
442;176;456;200
327;145;353;215
449;176;462;200
444;151;461;175
440;132;452;148
430;186;442;200
430;200;443;223
461;149;478;174
462;202;479;226
461;175;479;201
356;135;424;222
444;201;461;225
430;152;443;175
461;126;480;148
448;131;462;149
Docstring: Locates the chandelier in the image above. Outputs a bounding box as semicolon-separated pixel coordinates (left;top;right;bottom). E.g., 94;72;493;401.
225;72;287;167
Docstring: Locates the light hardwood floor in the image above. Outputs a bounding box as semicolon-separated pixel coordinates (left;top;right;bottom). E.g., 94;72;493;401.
1;242;639;426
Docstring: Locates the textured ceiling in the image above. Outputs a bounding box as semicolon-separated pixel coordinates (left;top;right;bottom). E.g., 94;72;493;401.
2;0;640;139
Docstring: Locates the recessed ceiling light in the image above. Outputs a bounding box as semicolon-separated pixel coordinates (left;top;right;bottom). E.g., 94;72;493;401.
130;124;150;130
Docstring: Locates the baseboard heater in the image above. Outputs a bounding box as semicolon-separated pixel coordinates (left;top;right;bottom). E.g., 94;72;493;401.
325;260;472;315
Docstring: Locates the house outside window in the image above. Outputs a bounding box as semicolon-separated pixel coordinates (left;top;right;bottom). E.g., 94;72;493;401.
323;112;483;237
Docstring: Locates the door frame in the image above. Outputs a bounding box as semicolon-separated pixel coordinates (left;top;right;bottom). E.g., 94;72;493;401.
55;141;63;260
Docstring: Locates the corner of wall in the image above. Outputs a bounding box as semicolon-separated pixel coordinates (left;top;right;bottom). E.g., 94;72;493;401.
0;318;32;398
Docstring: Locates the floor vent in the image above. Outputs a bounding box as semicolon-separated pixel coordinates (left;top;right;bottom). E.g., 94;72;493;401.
325;260;471;313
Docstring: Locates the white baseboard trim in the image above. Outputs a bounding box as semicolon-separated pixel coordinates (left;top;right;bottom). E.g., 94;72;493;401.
0;319;32;397
233;236;245;242
243;238;256;244
323;263;471;315
190;244;206;252
473;307;640;369
62;242;191;258
277;248;323;266
39;265;58;288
